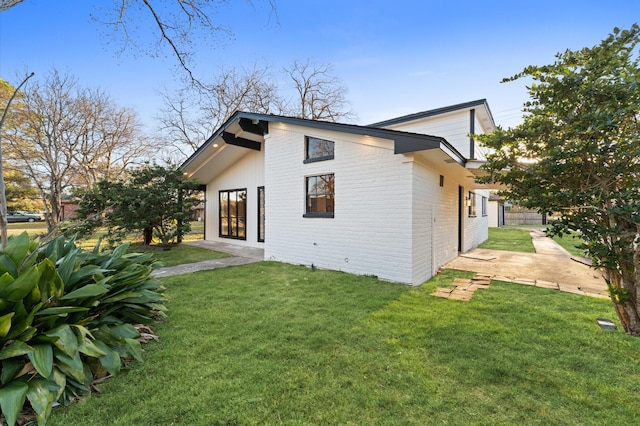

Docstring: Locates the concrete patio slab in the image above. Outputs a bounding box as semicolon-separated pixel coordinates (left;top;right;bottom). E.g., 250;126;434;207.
444;230;608;298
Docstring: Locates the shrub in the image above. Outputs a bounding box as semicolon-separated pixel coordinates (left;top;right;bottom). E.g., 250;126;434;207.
0;233;167;425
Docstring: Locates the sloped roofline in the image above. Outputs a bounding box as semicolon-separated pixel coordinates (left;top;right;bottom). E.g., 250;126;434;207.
368;99;495;128
180;111;469;171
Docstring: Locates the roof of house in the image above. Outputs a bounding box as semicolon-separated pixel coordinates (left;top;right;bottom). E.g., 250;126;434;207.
368;99;495;130
180;110;470;173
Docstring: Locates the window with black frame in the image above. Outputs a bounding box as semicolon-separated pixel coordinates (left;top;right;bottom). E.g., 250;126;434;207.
219;189;247;239
304;136;334;163
304;174;334;218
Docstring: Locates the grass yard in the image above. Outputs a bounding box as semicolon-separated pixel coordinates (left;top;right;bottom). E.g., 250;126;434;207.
6;221;49;238
5;221;221;267
128;242;232;267
479;227;536;252
49;265;640;425
551;232;586;257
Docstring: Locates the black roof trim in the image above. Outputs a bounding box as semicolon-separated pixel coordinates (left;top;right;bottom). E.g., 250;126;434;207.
222;132;261;151
369;99;493;128
181;111;467;170
239;117;268;136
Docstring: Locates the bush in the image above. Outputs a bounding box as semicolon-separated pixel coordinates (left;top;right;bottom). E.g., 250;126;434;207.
0;233;167;425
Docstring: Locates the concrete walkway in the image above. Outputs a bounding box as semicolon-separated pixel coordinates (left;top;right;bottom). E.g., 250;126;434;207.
151;241;264;278
443;230;608;298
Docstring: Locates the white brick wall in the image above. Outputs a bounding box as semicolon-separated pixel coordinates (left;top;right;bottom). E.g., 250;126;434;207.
264;123;415;283
199;120;489;285
409;157;486;284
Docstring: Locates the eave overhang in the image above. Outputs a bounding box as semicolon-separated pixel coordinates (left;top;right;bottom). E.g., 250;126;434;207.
465;159;506;190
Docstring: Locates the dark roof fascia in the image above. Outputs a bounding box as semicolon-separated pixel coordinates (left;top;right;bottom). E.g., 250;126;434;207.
180;111;467;170
368;99;493;128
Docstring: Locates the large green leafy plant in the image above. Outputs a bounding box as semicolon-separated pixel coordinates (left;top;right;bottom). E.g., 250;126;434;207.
0;233;167;425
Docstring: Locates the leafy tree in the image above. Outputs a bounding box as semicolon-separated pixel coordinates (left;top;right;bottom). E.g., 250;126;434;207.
477;25;640;335
73;164;203;246
3;168;40;210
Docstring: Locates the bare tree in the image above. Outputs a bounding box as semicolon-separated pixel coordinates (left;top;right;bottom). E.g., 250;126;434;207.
3;69;153;230
70;98;152;187
283;60;355;122
158;64;281;159
159;61;355;159
1;1;277;84
0;0;24;12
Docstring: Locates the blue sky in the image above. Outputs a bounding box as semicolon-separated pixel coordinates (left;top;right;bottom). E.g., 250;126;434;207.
1;0;638;134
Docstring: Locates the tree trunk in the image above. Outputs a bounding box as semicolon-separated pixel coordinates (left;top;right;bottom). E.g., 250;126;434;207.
604;268;640;336
143;227;153;245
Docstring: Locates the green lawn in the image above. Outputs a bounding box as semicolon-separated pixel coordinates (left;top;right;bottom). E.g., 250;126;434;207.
551;232;586;257
128;242;232;267
49;265;640;425
5;221;222;267
479;227;536;252
6;221;49;238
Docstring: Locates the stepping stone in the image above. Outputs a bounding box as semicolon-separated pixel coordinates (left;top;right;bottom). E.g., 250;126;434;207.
431;288;453;298
512;278;536;286
452;278;472;286
474;273;492;279
535;280;560;290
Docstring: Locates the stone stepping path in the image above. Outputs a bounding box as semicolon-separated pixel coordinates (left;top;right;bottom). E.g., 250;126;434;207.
431;273;609;301
432;274;491;301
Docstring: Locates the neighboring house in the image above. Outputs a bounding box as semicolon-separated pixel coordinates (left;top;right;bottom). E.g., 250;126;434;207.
60;199;79;220
181;99;495;285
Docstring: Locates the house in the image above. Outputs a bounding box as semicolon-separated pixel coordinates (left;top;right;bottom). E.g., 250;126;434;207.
180;99;495;285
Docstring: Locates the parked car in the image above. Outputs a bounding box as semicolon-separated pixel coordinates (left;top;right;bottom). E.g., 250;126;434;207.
7;212;42;223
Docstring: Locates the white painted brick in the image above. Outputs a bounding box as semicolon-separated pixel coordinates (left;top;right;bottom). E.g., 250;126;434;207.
199;119;489;285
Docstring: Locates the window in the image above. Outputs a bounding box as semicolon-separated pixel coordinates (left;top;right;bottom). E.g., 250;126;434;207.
219;189;247;239
482;196;488;217
304;174;335;218
304;136;334;163
468;191;477;217
257;186;265;242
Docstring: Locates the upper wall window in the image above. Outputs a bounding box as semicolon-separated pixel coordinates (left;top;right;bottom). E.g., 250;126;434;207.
304;174;335;218
304;136;334;163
